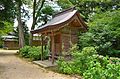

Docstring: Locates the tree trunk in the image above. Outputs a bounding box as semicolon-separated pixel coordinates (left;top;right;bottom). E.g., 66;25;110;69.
17;2;24;48
29;0;36;46
29;33;33;46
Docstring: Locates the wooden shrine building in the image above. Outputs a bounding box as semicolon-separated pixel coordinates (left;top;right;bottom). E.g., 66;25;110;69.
2;35;19;49
31;7;87;63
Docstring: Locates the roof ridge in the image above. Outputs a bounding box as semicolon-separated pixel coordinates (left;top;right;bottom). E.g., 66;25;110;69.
53;6;76;18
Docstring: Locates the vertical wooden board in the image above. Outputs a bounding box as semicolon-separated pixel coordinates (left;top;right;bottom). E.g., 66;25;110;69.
61;34;70;52
54;34;62;55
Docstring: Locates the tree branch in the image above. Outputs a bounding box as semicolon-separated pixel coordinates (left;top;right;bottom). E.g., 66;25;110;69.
31;0;45;30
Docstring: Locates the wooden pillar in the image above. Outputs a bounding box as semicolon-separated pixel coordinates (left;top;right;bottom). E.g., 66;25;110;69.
41;35;43;61
51;32;55;64
70;27;71;39
60;34;62;55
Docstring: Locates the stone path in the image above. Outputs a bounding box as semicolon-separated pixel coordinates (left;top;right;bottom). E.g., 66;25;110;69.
0;50;76;79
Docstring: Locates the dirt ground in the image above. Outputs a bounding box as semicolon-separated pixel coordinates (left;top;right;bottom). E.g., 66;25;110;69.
0;50;77;79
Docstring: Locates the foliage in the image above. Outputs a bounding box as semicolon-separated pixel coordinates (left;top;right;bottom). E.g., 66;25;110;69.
0;38;3;48
0;0;15;23
57;46;120;79
19;46;31;57
57;0;73;9
0;21;13;35
19;46;49;61
57;0;120;20
78;10;120;57
57;59;74;74
37;5;55;25
43;46;49;59
28;46;41;60
83;63;120;79
0;0;15;40
110;57;120;64
0;21;14;47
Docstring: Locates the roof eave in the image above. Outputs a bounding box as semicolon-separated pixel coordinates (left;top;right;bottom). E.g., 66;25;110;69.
31;10;88;34
31;12;77;34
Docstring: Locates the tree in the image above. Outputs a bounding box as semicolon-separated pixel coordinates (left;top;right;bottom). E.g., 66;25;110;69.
57;0;73;9
1;0;32;48
15;0;25;48
0;0;15;34
15;0;32;48
0;22;13;35
78;10;120;57
29;0;45;45
29;0;56;45
15;0;56;46
0;0;15;24
0;0;15;47
14;22;29;45
57;0;120;21
37;5;55;26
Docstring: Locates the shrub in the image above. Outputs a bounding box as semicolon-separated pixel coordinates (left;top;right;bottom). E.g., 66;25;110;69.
83;62;105;79
57;46;120;79
83;63;120;79
58;47;98;75
19;46;49;61
57;57;74;74
28;46;41;61
19;46;31;58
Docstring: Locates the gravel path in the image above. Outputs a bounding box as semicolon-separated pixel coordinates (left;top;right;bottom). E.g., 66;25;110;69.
0;50;76;79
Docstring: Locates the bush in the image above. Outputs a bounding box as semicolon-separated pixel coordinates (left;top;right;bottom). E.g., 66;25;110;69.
19;46;49;61
58;47;98;75
83;63;120;79
28;46;41;61
57;46;120;79
19;46;31;58
57;57;75;74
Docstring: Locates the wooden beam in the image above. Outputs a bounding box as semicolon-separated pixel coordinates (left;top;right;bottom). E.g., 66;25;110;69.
49;32;60;36
51;32;55;64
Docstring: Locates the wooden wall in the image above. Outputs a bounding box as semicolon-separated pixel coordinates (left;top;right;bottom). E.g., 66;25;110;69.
61;25;79;53
3;41;19;49
50;34;61;55
32;40;41;46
